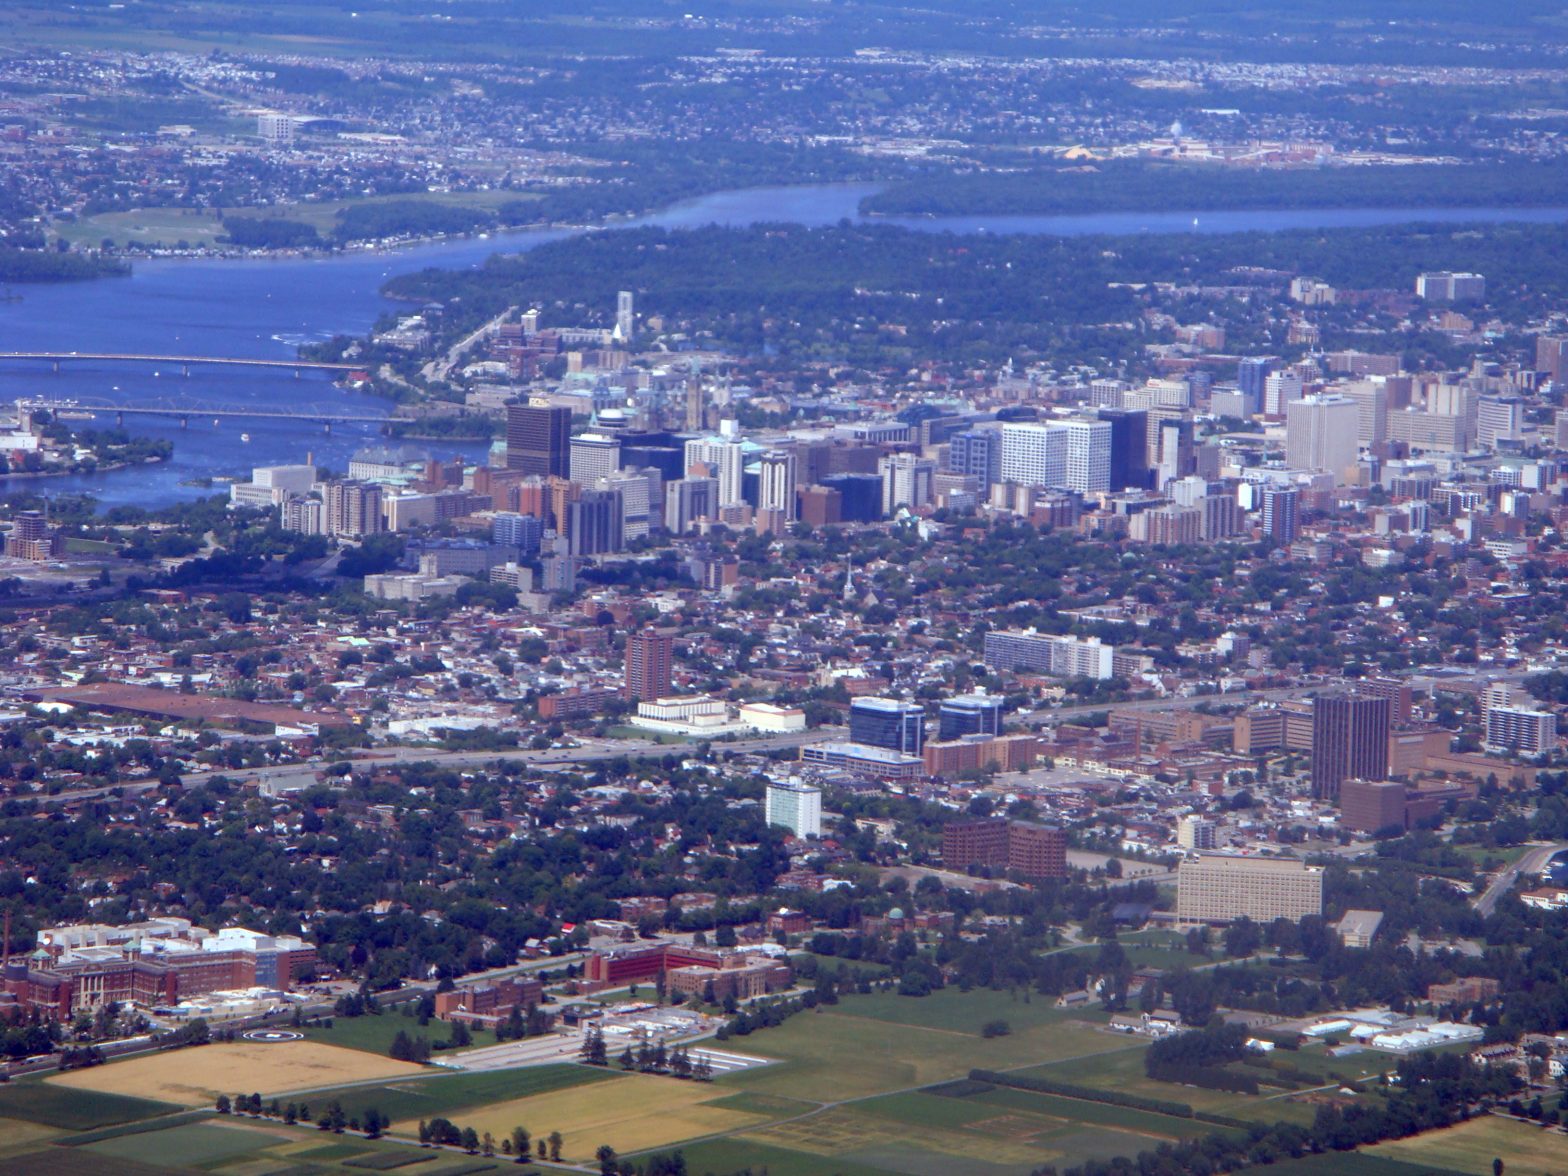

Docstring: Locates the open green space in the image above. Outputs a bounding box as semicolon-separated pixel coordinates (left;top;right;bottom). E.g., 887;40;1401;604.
1368;1114;1568;1174
701;1091;820;1118
668;1138;896;1176
720;1003;1128;1103
1258;1155;1470;1176
824;985;1102;1036
297;1062;620;1127
0;1081;179;1130
952;1083;1222;1139
3;1150;181;1176
83;1121;277;1168
300;1012;499;1057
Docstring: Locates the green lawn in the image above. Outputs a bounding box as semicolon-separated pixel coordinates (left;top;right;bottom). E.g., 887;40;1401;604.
301;1012;500;1057
0;1082;179;1130
825;986;1103;1036
1258;1155;1470;1176
719;1004;1128;1103
957;1084;1221;1139
83;1121;275;1167
669;1139;895;1176
297;1062;620;1126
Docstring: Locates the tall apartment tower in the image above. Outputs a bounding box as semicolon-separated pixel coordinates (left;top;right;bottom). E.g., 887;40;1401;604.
1260;485;1300;545
1285;394;1361;482
1236;357;1272;415
323;480;386;539
615;290;635;344
1311;694;1391;802
506;403;571;477
758;450;798;519
624;630;674;702
765;781;822;838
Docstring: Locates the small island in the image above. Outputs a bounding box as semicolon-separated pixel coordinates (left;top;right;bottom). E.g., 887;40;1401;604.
0;409;172;479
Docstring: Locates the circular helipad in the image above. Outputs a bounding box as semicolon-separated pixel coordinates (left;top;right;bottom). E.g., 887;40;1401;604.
242;1029;303;1043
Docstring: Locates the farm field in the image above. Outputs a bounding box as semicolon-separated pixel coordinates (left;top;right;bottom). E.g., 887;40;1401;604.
719;1005;1127;1102
300;1060;620;1126
820;986;1105;1036
399;1071;766;1163
45;1041;426;1106
81;1120;283;1168
1367;1114;1568;1174
0;1081;179;1130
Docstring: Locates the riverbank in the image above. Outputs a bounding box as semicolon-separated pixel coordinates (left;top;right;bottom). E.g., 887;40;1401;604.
0;455;168;484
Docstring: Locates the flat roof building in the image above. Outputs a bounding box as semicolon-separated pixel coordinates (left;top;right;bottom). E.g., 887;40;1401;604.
1176;854;1323;925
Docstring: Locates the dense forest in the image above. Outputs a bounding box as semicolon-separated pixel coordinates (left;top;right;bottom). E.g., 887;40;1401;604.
379;216;1568;367
863;160;1568;218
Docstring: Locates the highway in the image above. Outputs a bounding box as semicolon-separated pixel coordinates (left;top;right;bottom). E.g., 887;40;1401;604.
29;726;841;807
1473;841;1568;916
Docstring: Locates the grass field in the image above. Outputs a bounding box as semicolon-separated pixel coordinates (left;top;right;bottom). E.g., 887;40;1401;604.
0;1118;65;1163
45;1041;426;1107
401;1072;765;1163
82;1121;282;1167
59;191;540;251
4;1149;181;1176
0;1082;178;1130
952;1084;1221;1139
301;1012;499;1058
1368;1115;1568;1175
302;1062;620;1126
721;1005;1126;1103
823;987;1105;1035
1259;1155;1470;1176
668;1138;895;1176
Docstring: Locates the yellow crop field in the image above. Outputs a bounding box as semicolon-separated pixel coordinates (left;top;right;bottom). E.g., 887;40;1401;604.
1369;1116;1568;1175
46;1042;425;1107
394;1073;766;1161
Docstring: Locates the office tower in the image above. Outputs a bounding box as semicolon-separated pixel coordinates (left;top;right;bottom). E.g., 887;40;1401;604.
1537;335;1568;384
567;488;623;556
492;511;544;557
1097;407;1150;490
323;480;386;539
598;472;652;541
1476;396;1523;450
568;433;621;485
757;450;798;520
1285;394;1360;481
256;112;295;144
1311;694;1391;802
1340;779;1409;834
1236;357;1271;415
615;289;634;343
1343;380;1389;452
1154;418;1193;490
1060;419;1112;495
765;781;822;838
821;473;883;522
506;403;571;476
1177;815;1219;850
942;818;1010;870
938;693;1005;741
624;630;674;701
683;377;707;431
1176;854;1323;924
849;696;926;754
1007;822;1068;880
684;436;745;506
949;428;1001;491
665;477;717;535
1088;377;1129;407
879;452;936;514
1260;485;1300;545
999;422;1057;487
1264;371;1304;416
541;530;575;593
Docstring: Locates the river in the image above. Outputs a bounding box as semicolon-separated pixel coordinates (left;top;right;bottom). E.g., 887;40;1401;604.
5;183;1568;510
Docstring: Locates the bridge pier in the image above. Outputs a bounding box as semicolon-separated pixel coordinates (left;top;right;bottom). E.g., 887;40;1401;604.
51;360;59;374
116;411;124;426
322;421;332;434
179;415;188;429
294;369;302;379
182;365;190;378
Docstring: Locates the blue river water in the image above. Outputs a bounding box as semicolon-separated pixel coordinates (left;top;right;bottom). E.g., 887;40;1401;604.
4;182;1568;510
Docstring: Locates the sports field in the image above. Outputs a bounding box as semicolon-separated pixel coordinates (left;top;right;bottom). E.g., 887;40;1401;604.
1368;1115;1568;1175
45;1041;426;1106
399;1071;767;1162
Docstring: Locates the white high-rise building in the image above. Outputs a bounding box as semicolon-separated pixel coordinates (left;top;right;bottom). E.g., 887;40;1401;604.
1059;419;1112;495
1476;396;1523;451
999;423;1057;487
684;436;746;507
1264;371;1305;416
758;450;798;519
569;433;621;485
1285;394;1360;482
1177;815;1219;850
765;780;822;838
615;290;634;344
879;452;936;514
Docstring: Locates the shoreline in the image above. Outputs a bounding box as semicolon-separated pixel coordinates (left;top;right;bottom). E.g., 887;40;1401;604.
0;455;167;483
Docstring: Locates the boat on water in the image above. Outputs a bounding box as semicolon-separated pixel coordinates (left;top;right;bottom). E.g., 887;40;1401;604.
240;432;252;443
